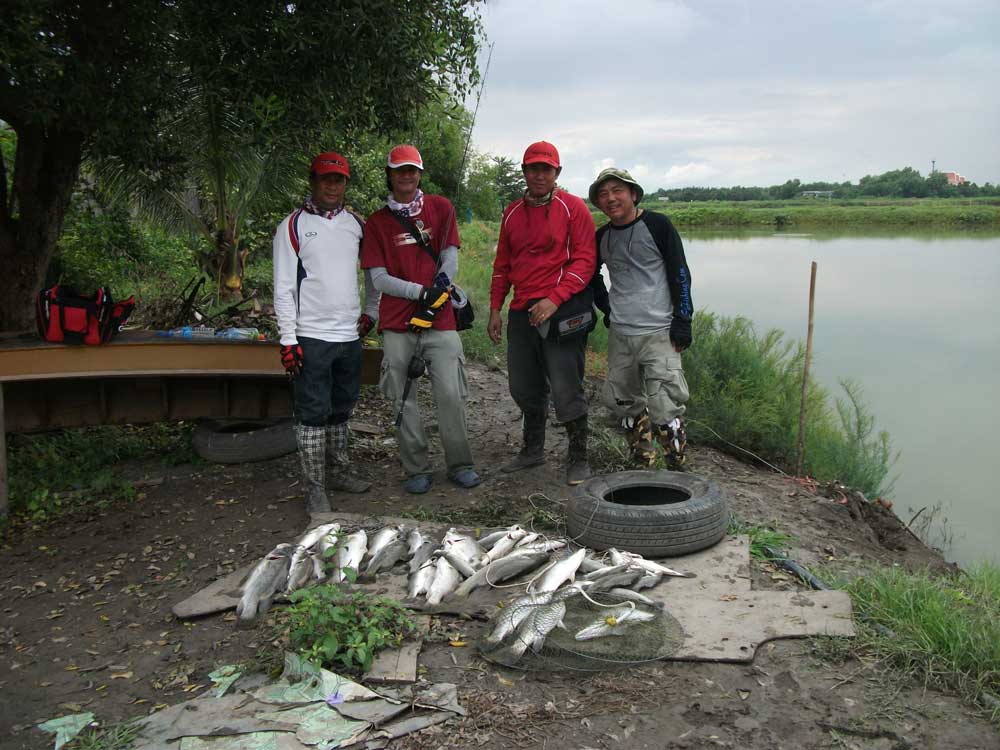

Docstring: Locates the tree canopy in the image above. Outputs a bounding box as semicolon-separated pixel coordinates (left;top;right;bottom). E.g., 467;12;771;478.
0;0;482;329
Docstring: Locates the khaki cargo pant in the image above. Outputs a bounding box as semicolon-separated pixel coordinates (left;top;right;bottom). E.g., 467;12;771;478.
602;327;689;426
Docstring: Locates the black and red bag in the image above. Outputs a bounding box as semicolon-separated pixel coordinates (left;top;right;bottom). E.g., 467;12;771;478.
35;285;135;345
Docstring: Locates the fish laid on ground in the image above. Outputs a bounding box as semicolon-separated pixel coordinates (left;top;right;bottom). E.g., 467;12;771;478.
425;556;461;605
409;539;437;574
574;604;657;641
529;547;587;593
285;550;314;594
366;539;409;577
508;599;567;660
442;528;484;572
581;562;632;581
236;544;292;623
606;588;661;608
317;527;341;558
514;532;540;548
622;552;692;578
632;572;663;591
518;539;567;554
442;550;477;579
364;526;404;567
482;527;528;564
452;548;549;598
478;527;515;549
333;529;368;583
484;590;556;645
295;522;342;552
408;558;437;599
578;554;608;574
587;566;645;593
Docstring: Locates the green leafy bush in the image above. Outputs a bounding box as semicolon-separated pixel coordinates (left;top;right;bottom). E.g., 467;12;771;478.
283;585;416;674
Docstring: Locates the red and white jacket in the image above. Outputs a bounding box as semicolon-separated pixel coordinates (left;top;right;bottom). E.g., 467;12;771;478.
490;189;597;312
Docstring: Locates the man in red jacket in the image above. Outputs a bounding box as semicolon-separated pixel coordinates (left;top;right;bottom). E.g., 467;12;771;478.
488;141;597;485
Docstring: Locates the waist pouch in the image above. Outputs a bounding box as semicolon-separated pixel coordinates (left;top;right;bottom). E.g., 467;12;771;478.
35;285;135;345
546;287;596;340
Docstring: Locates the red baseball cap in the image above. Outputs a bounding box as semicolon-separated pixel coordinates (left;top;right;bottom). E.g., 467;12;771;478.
310;152;350;178
387;144;424;170
522;141;560;168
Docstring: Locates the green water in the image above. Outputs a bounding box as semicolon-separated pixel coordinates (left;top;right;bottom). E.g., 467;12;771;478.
685;229;1000;567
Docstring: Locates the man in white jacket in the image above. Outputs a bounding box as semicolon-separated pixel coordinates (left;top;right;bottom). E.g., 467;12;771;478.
273;151;379;513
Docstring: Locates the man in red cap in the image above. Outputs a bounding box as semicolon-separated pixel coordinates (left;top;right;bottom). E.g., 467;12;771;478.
488;141;597;485
361;144;480;495
273;151;379;513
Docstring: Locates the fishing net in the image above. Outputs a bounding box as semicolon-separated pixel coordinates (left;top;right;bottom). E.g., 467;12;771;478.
478;588;684;671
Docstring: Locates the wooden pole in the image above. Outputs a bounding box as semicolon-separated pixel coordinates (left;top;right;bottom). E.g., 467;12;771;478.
796;262;818;477
0;383;7;517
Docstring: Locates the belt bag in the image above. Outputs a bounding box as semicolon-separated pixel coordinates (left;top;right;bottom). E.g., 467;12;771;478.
35;285;135;345
547;287;595;340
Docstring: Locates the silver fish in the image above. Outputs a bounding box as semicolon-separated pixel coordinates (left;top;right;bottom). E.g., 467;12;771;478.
364;526;404;568
442;550;477;579
409;539;437;574
623;552;691;578
295;522;341;552
408;558;437;599
606;588;661;608
484;590;556;645
285;550;314;594
514;532;540;548
366;539;409;577
482;527;527;564
508;600;567;659
517;539;567;554
578;554;608;574
407;528;429;557
453;548;549;598
442;528;484;571
236;544;292;623
632;572;663;591
478;527;513;548
334;529;368;583
574;604;657;641
581;562;633;581
426;556;461;605
529;547;587;593
587;566;645;593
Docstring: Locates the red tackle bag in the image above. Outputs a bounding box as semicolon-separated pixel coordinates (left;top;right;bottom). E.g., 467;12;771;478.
35;285;135;345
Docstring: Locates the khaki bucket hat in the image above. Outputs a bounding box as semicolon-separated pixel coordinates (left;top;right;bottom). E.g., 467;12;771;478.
588;167;644;206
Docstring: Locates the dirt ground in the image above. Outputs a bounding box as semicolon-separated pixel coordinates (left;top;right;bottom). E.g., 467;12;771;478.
1;363;996;750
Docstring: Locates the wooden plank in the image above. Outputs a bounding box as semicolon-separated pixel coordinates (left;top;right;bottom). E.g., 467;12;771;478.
366;616;431;684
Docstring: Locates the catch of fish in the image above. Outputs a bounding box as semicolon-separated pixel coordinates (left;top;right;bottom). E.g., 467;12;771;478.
237;520;688;660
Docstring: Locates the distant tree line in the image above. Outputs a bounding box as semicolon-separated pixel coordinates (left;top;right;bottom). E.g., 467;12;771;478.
650;167;1000;202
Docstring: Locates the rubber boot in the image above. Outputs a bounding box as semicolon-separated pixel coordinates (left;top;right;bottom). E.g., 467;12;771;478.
295;424;331;513
325;422;371;493
565;415;591;486
501;410;547;473
627;411;658;468
656;416;688;470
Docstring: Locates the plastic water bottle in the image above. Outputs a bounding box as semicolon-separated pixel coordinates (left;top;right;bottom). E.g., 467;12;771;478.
157;326;216;339
216;327;261;340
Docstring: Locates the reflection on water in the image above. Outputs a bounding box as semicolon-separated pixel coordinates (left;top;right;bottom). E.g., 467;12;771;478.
685;229;1000;567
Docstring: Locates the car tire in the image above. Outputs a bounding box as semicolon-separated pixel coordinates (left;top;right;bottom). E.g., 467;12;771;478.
566;470;729;557
192;418;297;464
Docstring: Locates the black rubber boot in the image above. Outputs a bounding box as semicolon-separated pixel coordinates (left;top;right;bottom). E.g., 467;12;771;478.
501;410;547;473
565;415;591;486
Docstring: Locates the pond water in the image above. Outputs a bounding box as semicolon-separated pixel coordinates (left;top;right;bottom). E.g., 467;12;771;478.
684;229;1000;568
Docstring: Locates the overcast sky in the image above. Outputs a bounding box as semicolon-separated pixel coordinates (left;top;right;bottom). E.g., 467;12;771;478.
467;0;1000;196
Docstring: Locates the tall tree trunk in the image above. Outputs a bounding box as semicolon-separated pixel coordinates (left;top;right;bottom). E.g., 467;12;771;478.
0;124;85;331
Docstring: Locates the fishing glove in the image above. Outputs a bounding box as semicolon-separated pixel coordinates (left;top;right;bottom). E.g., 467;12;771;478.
357;313;375;338
669;317;692;351
408;285;450;332
280;343;304;377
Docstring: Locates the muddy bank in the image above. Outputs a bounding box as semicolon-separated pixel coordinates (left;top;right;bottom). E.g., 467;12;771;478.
1;363;995;750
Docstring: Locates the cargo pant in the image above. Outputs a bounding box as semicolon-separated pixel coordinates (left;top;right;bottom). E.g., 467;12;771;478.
380;329;475;478
603;327;688;424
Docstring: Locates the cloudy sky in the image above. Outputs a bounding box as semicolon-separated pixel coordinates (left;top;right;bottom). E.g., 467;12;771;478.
467;0;1000;196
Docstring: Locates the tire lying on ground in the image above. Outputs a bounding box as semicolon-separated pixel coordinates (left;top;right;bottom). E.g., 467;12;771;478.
567;470;729;557
192;419;297;464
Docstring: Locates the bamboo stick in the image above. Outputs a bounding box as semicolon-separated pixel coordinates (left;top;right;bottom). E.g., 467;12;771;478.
796;262;818;477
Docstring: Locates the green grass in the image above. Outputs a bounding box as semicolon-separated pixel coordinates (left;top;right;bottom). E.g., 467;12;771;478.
69;721;140;750
844;564;1000;720
5;423;198;522
727;518;793;560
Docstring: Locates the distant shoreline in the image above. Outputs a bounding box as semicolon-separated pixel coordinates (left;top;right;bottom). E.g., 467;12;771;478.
591;198;1000;229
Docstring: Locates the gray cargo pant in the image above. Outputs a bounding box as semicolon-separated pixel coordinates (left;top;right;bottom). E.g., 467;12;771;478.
381;329;475;478
603;327;689;424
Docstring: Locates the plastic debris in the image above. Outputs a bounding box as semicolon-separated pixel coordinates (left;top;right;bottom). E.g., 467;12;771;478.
37;712;95;750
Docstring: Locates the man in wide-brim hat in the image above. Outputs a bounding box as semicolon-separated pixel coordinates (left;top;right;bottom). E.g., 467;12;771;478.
588;166;694;469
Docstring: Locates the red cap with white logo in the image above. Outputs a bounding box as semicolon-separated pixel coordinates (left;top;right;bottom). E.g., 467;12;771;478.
522;141;560;168
387;144;424;170
310;152;350;178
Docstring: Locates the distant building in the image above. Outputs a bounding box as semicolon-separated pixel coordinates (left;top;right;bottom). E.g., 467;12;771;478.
800;190;834;198
942;171;967;186
657;196;670;202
